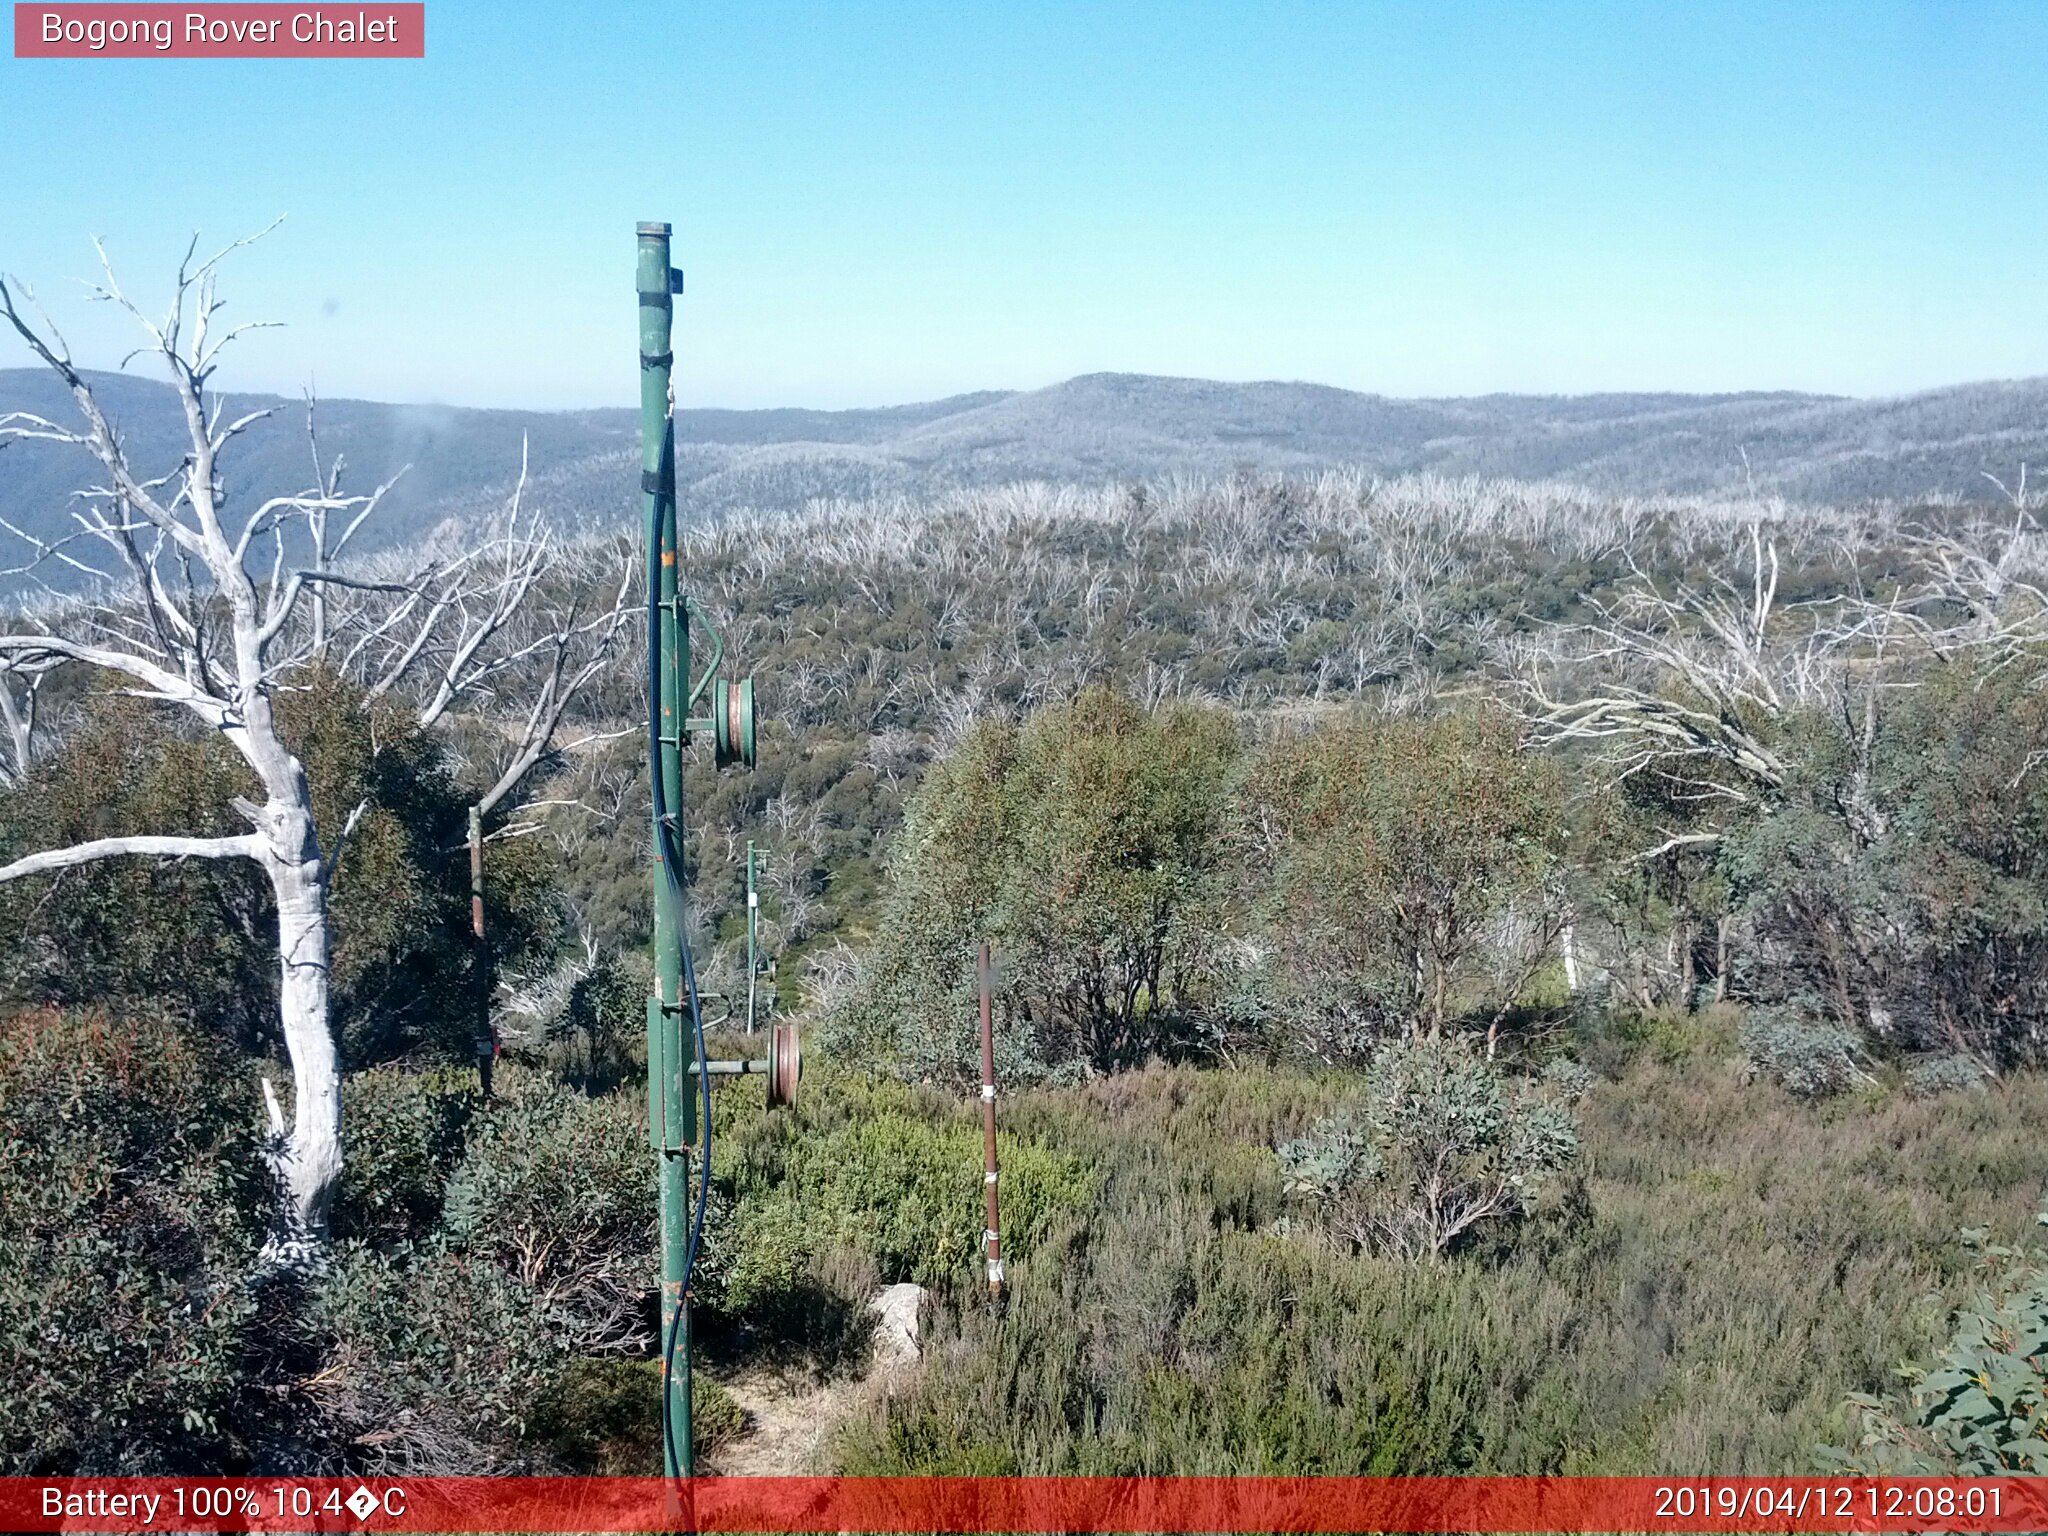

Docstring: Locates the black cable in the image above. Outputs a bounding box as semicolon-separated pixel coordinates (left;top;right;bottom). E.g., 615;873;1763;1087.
647;503;713;1484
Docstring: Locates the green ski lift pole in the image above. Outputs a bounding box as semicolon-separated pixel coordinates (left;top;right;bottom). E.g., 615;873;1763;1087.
638;221;795;1484
638;221;694;1481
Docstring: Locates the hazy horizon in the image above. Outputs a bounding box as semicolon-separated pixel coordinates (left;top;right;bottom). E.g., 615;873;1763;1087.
12;359;2040;420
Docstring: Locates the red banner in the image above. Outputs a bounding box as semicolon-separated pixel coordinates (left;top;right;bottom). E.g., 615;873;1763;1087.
4;1476;2046;1533
13;4;423;57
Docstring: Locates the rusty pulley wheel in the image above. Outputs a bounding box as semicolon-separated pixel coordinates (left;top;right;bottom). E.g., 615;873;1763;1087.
765;1021;801;1109
712;676;757;770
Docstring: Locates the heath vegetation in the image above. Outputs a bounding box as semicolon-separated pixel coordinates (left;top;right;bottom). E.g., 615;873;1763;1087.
4;261;2047;1472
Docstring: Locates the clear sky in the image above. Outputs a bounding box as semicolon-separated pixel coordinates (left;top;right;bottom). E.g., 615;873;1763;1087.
3;1;2046;409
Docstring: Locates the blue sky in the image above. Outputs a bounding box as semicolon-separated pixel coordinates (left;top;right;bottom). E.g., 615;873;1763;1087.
3;1;2045;409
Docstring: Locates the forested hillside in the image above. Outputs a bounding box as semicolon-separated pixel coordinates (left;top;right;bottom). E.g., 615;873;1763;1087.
5;454;2047;1475
13;366;2048;599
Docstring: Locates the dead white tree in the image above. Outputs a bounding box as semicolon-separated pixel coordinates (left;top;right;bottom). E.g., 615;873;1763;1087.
0;655;50;786
1512;523;1924;1011
0;236;628;1262
334;460;636;821
1517;525;1851;854
1892;478;2048;678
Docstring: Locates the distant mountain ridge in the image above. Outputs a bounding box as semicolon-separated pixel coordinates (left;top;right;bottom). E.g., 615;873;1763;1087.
4;367;2046;595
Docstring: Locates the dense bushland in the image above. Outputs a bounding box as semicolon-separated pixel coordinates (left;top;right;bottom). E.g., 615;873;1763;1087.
0;1007;265;1473
826;691;1584;1081
0;676;561;1066
520;473;2045;1081
524;473;1903;994
0;1020;1092;1472
837;1029;2048;1476
1727;661;2048;1067
6;467;2047;1475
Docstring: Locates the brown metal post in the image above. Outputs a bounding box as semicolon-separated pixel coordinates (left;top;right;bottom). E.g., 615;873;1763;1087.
469;804;494;1101
979;941;1003;1301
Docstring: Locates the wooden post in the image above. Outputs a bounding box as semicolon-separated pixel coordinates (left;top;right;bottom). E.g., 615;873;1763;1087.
469;804;494;1101
979;941;1003;1302
745;840;759;1035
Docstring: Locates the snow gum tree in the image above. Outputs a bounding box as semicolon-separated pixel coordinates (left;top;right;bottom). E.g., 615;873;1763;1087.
0;236;626;1261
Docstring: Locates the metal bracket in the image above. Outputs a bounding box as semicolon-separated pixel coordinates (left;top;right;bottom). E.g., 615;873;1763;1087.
645;996;689;1153
685;600;724;713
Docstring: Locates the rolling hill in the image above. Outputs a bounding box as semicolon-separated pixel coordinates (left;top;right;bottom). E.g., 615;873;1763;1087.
4;366;2046;596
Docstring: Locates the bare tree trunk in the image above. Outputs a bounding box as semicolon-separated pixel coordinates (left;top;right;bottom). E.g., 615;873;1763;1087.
265;845;342;1258
1714;914;1731;1003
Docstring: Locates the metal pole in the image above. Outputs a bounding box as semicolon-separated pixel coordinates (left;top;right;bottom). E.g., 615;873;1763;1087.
639;221;694;1479
469;805;493;1101
745;840;758;1035
979;942;1003;1302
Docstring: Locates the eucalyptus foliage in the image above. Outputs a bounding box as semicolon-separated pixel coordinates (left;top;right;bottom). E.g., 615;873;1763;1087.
1740;1010;1867;1100
1827;1215;2048;1474
826;688;1240;1083
0;676;562;1066
1242;709;1570;1056
1278;1033;1581;1260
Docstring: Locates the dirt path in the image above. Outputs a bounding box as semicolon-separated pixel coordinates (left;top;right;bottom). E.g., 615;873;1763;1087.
701;1285;925;1475
701;1366;869;1475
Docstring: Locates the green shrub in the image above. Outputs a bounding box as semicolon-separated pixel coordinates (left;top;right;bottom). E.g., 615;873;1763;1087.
334;1066;479;1246
1825;1214;2048;1473
719;1106;1094;1304
306;1068;658;1470
0;679;563;1066
1741;1010;1867;1100
0;1007;266;1473
1241;709;1568;1056
436;1065;656;1354
826;689;1241;1082
557;950;647;1088
524;1357;661;1473
515;1354;744;1472
1727;664;2048;1071
695;1065;1095;1369
694;1373;746;1450
1278;1033;1580;1259
1541;1057;1596;1102
310;1242;568;1470
1903;1054;1988;1099
0;704;268;1042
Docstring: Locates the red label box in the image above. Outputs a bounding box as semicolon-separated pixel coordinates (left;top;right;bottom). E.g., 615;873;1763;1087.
14;3;424;57
4;1476;2048;1533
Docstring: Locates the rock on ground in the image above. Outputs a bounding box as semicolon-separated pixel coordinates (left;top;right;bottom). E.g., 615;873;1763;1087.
867;1282;925;1370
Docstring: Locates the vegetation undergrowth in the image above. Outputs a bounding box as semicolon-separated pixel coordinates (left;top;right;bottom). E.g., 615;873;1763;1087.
834;1025;2048;1476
